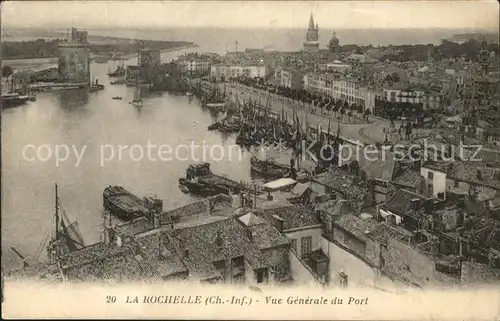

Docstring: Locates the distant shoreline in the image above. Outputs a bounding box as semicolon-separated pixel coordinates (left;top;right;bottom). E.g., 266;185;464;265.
2;43;199;64
121;43;200;60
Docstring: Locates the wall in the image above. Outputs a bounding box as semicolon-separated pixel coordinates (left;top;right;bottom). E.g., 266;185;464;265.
332;226;366;258
446;178;469;196
381;238;458;287
421;167;447;198
320;237;396;290
286;227;323;257
244;259;257;285
288;250;322;286
58;44;90;84
460;261;500;286
260;246;290;282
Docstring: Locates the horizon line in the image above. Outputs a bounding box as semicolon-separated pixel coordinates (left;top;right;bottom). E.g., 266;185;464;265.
2;25;499;33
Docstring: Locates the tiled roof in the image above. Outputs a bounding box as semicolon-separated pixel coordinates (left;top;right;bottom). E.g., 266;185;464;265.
392;169;422;189
380;189;429;220
160;194;234;224
168;217;284;279
333;213;378;242
312;168;367;201
160;199;207;224
115;217;152;237
257;204;322;231
238;212;266;226
448;162;500;190
367;223;414;245
136;233;188;277
60;242;162;283
247;223;290;250
422;161;449;173
316;199;351;216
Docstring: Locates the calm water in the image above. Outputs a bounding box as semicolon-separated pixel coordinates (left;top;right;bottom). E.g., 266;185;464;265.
1;49;255;271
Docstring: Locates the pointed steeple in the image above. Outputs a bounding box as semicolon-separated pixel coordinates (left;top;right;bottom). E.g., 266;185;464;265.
309;12;315;30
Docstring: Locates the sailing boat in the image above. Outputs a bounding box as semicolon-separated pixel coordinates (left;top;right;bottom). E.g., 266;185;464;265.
46;184;86;263
7;184;85;279
130;76;143;108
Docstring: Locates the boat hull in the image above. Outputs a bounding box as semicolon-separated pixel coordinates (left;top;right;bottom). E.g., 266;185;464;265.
103;186;148;221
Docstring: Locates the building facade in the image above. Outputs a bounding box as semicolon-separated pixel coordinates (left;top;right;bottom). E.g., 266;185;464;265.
303;72;376;112
210;64;266;81
383;86;425;104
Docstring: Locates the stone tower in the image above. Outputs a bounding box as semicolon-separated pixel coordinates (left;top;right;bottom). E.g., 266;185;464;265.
58;27;91;86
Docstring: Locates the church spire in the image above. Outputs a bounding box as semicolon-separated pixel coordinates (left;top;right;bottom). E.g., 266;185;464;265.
309;12;315;30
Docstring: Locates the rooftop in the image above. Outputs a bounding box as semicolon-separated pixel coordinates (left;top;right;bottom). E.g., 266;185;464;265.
333;213;378;243
392;169;423;189
312;167;367;201
448;162;500;190
380;189;430;220
367;222;415;245
257;202;322;231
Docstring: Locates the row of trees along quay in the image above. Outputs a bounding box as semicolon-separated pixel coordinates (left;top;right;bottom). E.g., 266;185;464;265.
232;77;373;123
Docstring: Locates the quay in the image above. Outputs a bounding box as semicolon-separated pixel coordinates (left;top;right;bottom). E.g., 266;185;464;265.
204;80;384;146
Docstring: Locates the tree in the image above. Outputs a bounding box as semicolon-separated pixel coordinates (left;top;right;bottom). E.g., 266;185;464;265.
347;111;353;123
2;65;13;78
340;108;346;122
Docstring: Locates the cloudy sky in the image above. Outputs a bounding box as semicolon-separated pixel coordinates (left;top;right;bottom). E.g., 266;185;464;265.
2;1;499;31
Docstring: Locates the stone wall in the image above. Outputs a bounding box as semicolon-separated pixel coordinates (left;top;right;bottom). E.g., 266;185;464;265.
381;238;459;287
460;261;500;286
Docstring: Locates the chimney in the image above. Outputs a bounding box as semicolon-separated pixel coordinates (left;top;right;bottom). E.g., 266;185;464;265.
239;192;245;208
410;198;421;210
267;192;274;201
103;224;115;245
153;212;160;229
272;215;284;232
116;233;123;247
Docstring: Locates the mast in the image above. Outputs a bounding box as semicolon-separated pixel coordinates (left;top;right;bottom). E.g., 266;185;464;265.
55;183;59;242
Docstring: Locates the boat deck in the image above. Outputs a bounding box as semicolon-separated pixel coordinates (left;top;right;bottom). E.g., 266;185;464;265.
108;193;149;213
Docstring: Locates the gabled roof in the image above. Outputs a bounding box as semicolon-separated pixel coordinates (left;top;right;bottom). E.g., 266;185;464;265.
257;204;322;231
238;212;266;227
380;189;429;220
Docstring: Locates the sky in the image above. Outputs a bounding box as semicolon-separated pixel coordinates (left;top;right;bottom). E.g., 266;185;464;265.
2;1;499;31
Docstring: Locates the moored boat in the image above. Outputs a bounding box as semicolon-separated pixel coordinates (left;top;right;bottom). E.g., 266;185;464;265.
1;92;29;109
103;186;149;221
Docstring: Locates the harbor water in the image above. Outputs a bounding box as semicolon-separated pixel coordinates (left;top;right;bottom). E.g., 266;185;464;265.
1;49;257;271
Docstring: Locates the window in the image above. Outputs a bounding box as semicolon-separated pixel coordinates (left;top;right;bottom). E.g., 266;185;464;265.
428;183;433;195
301;236;312;256
290;239;297;253
454;180;459;188
428;171;434;180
